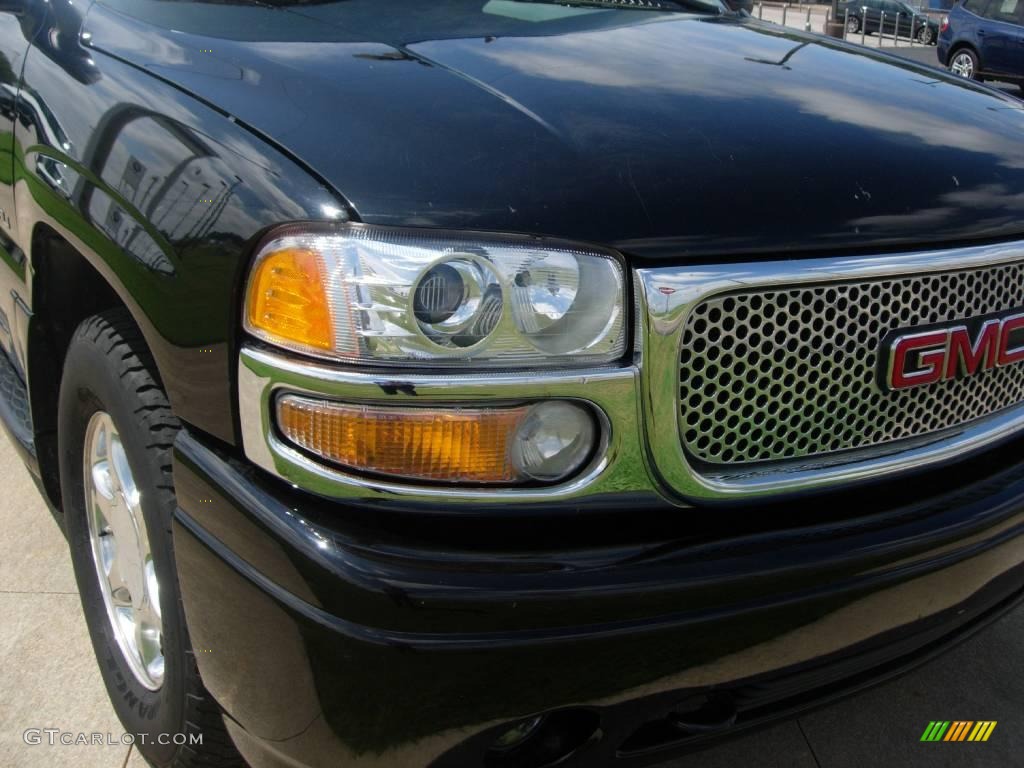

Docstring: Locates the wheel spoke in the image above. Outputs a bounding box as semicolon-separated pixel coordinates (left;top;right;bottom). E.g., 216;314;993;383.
104;548;129;591
91;458;115;501
144;557;162;622
110;438;138;509
132;612;147;666
134;603;164;675
137;598;161;639
111;585;133;608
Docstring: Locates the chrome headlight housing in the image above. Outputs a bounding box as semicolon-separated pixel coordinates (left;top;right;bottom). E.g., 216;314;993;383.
244;224;627;367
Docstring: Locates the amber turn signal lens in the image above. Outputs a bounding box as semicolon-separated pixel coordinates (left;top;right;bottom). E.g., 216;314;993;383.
246;248;333;351
276;396;531;484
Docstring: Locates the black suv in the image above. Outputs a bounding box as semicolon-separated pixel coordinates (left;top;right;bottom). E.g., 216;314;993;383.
840;0;940;43
3;2;1024;768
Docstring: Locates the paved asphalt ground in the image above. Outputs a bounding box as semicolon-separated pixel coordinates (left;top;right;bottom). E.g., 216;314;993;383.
1;35;1022;768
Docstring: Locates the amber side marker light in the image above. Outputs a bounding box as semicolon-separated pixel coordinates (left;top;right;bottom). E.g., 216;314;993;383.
276;396;597;485
246;247;334;352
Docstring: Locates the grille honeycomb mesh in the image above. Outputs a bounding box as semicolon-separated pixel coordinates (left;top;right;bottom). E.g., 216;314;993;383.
678;262;1024;465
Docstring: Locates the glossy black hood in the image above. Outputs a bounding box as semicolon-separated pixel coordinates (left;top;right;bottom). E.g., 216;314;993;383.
86;2;1024;260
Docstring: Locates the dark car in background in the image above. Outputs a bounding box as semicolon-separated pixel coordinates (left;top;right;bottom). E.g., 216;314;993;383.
938;0;1024;91
840;0;940;43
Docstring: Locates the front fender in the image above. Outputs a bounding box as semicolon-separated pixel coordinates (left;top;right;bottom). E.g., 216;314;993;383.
12;3;348;444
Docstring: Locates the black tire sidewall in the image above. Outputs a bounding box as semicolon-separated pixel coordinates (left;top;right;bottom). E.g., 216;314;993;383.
59;323;186;766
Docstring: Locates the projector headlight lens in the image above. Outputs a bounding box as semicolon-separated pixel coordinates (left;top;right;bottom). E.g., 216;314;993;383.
244;224;626;367
412;258;502;348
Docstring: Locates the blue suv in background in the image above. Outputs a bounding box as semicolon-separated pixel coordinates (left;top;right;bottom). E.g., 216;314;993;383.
938;0;1024;92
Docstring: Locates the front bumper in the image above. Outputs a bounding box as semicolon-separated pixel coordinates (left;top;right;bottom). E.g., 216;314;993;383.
241;243;1024;508
173;429;1024;768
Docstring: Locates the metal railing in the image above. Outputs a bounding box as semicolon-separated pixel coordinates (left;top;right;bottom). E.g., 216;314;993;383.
754;2;937;49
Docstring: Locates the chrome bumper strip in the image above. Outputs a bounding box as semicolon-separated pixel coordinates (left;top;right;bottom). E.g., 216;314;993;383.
238;346;664;508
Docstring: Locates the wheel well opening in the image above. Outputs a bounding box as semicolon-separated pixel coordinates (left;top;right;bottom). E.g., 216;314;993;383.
29;225;124;511
949;43;979;65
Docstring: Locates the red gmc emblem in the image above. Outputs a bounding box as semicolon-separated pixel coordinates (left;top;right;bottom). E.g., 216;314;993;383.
880;309;1024;391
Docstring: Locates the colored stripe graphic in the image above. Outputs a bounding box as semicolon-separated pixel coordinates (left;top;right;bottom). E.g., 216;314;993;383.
945;722;972;741
921;721;996;742
975;722;997;742
921;721;950;741
944;722;962;741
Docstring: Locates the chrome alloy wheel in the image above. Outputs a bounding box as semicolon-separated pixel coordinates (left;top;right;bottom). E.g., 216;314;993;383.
950;52;974;78
84;411;164;690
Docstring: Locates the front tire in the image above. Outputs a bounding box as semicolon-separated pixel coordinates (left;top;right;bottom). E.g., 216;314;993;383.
846;15;860;33
949;48;980;80
59;310;241;768
917;25;934;45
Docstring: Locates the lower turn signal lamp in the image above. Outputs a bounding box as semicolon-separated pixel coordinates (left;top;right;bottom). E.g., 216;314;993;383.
275;395;596;485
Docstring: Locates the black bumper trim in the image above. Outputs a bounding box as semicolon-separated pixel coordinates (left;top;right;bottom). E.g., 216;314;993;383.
171;427;1024;767
175;500;1024;651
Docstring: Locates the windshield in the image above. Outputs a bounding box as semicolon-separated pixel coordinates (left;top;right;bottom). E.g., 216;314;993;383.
98;0;727;43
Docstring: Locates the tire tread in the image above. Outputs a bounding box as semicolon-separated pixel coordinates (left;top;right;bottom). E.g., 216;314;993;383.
69;309;242;768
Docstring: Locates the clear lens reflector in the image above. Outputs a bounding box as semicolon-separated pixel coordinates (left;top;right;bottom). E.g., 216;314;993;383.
276;395;596;485
510;402;596;481
245;225;626;367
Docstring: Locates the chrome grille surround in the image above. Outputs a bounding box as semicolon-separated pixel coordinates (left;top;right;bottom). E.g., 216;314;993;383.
638;241;1024;501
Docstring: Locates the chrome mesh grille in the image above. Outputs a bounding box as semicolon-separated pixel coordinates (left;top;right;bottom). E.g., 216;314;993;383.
678;261;1024;465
